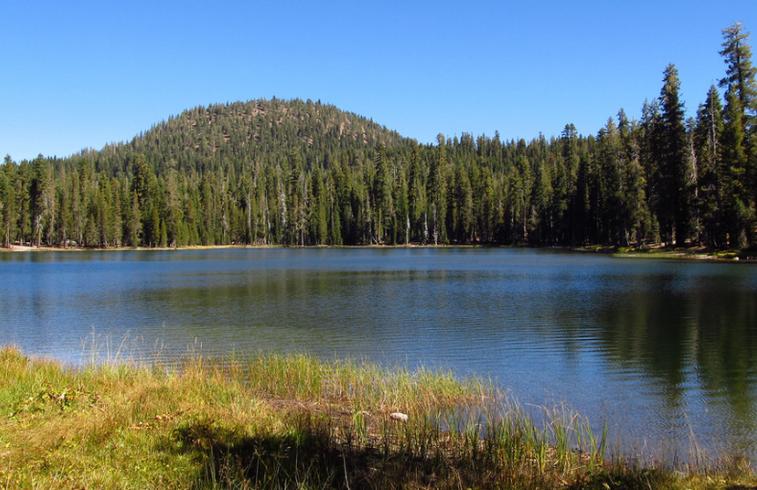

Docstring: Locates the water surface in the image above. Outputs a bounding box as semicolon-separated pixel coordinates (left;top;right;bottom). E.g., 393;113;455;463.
1;248;755;461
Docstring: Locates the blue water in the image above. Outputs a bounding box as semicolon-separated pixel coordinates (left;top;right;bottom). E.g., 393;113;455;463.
1;247;755;461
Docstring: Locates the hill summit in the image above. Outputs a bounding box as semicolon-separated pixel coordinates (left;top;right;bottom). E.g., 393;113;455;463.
102;98;406;174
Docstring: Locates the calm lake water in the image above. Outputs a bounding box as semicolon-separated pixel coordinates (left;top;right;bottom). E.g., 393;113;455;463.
1;248;755;461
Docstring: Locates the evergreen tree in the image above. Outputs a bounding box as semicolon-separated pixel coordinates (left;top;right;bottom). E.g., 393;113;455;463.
658;64;693;245
2;162;18;246
559;124;580;243
127;193;141;247
30;156;54;246
0;157;10;247
695;86;725;246
395;165;409;244
720;23;757;128
311;167;329;244
374;146;393;244
720;23;757;244
428;134;447;245
407;145;427;243
721;88;752;247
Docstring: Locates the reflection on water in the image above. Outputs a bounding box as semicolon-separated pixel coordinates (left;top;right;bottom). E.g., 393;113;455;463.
0;248;755;461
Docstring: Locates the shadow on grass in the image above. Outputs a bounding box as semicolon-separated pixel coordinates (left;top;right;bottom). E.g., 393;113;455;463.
169;412;453;489
163;412;684;490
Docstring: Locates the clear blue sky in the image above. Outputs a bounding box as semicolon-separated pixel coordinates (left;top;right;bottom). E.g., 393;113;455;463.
2;1;756;161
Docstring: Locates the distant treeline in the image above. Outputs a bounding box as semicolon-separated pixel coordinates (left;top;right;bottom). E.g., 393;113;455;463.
1;24;756;249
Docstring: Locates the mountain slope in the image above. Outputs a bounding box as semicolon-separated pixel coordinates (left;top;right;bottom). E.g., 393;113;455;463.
97;98;408;175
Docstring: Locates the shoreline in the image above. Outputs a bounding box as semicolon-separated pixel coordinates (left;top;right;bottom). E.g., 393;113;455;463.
570;244;756;264
1;242;754;263
1;346;753;488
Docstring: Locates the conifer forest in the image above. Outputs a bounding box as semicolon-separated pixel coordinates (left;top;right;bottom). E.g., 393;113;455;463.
1;24;756;250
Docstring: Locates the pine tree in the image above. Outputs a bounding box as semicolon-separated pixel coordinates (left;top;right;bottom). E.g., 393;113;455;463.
639;100;662;239
578;156;593;245
721;88;751;247
695;86;725;246
374;146;393;244
110;179;123;247
2;160;17;247
558;124;580;243
330;175;343;245
395;166;410;244
513;152;532;243
30;156;54;246
720;23;757;245
311;167;329;245
597;118;624;243
720;23;757;128
658;64;693;245
625;147;650;244
159;218;168;248
128;193;141;247
164;169;183;247
407;145;426;243
429;134;448;245
452;164;474;242
0;158;8;247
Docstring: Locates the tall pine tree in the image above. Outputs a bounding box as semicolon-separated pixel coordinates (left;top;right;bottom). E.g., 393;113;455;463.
658;64;693;245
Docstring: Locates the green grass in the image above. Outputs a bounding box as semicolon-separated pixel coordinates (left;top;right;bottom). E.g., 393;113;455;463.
0;346;753;489
571;244;756;263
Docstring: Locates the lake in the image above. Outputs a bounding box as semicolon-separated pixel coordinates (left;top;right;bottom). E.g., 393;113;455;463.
1;247;755;462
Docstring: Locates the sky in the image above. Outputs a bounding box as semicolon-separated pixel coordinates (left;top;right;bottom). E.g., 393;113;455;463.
1;1;756;161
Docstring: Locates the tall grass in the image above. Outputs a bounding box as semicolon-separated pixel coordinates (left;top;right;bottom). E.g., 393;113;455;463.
0;345;753;489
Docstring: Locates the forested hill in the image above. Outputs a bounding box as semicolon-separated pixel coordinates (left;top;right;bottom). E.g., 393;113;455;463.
101;98;407;176
0;23;756;250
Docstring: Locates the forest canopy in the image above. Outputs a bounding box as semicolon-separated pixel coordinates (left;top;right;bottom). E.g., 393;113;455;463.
1;24;756;250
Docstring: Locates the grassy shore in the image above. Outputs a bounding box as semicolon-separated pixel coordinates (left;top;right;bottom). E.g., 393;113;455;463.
0;347;753;489
573;245;756;263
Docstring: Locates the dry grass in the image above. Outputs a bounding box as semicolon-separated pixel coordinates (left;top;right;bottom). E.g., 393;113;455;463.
0;346;753;489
